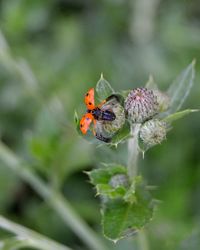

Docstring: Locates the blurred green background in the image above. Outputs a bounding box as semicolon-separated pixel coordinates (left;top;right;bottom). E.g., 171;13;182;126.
0;0;200;249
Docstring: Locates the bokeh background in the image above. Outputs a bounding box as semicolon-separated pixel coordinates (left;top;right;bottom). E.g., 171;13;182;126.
0;0;200;249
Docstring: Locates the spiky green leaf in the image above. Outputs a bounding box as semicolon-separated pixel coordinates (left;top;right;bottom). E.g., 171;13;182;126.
109;121;131;146
96;74;114;101
96;184;126;198
88;164;127;186
163;109;199;123
102;179;154;241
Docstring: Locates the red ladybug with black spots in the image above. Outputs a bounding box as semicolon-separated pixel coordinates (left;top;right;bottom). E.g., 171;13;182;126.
80;88;116;142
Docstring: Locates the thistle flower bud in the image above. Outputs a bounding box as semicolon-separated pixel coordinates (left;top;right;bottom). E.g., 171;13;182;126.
96;95;125;139
139;119;167;147
109;174;129;188
153;89;170;112
125;88;158;123
101;102;125;134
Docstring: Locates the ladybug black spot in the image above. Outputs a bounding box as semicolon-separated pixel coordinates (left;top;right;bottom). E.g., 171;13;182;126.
86;93;89;96
80;124;83;127
89;102;92;105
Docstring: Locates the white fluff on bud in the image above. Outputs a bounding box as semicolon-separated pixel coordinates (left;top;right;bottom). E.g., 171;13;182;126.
109;174;129;188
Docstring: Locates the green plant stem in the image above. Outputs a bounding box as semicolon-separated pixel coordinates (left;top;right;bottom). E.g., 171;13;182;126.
0;215;71;250
127;124;141;179
137;229;149;250
0;141;108;250
127;124;149;250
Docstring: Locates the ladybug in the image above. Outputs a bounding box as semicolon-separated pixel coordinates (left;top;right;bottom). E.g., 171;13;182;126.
80;88;116;141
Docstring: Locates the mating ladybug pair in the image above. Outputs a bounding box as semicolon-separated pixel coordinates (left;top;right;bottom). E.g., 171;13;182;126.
80;88;116;142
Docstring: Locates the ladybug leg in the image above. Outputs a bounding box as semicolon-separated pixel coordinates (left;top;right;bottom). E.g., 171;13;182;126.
94;119;111;143
97;100;106;108
95;133;111;143
92;119;97;136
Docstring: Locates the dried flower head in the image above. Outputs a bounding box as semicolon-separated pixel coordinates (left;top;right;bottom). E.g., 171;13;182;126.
139;119;167;147
125;88;158;123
